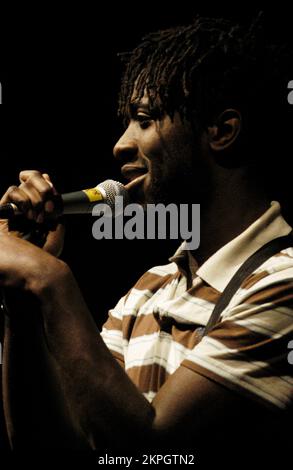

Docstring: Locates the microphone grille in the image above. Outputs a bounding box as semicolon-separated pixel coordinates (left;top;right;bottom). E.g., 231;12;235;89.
97;179;129;210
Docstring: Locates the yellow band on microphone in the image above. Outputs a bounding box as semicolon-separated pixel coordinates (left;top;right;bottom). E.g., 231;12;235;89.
83;188;104;202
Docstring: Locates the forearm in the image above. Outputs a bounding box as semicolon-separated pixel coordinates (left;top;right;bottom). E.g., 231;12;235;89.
0;230;154;450
2;291;90;449
36;264;155;450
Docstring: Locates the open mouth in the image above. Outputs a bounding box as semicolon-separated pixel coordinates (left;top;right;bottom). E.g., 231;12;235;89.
121;164;149;183
121;165;149;195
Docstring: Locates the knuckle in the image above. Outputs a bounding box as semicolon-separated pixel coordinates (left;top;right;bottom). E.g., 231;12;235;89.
7;185;19;196
28;176;53;197
31;197;42;206
19;170;41;179
19;179;48;197
5;186;31;211
38;185;52;197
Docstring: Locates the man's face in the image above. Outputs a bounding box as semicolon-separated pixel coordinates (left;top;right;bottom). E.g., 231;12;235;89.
114;94;207;206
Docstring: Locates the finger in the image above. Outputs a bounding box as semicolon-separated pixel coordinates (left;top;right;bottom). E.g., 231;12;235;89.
0;186;34;218
42;173;58;196
19;175;56;218
19;170;43;184
20;181;56;222
20;173;54;198
42;173;53;187
20;170;58;204
19;182;45;213
19;170;57;208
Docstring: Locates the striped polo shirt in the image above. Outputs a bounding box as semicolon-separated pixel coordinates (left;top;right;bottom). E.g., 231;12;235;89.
101;201;293;411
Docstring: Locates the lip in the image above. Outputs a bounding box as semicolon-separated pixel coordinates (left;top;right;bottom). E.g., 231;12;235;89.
121;164;148;183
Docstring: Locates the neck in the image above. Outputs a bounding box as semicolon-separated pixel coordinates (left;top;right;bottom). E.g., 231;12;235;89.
193;171;271;266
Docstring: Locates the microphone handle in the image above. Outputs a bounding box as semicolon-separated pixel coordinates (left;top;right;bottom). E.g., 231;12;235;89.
0;188;107;219
0;204;17;219
0;199;63;219
61;191;103;215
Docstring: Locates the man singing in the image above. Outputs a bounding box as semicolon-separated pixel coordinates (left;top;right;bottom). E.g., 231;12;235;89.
0;13;292;460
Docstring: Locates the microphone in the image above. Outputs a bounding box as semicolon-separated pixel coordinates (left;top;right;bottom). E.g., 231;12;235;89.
0;179;129;219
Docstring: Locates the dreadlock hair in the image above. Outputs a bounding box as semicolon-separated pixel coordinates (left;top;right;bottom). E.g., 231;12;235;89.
118;12;293;220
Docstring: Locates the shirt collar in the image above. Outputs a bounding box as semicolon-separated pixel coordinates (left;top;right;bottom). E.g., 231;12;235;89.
170;201;292;293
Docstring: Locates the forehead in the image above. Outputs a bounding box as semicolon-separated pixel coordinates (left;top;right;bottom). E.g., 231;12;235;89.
130;85;155;105
128;86;193;133
128;87;165;119
130;90;149;106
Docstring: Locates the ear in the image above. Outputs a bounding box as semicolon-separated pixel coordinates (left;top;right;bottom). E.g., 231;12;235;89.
206;109;242;151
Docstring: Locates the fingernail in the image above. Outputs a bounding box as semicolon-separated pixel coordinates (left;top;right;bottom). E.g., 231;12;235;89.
45;200;54;213
27;209;34;220
36;213;44;224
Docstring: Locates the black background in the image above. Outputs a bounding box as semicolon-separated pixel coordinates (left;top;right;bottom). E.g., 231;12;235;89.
1;5;291;324
0;3;292;456
0;6;252;320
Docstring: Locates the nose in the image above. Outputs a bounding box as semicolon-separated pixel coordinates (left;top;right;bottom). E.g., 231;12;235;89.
113;125;138;163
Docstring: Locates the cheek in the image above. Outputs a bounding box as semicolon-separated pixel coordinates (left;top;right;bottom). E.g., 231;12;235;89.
139;119;195;170
161;120;195;159
139;131;165;164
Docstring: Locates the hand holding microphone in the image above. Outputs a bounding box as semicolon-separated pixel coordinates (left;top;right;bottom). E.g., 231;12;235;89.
0;171;129;219
0;170;65;256
0;170;128;256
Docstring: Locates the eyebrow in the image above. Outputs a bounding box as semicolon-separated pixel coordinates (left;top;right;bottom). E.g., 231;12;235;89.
129;101;149;114
129;100;163;118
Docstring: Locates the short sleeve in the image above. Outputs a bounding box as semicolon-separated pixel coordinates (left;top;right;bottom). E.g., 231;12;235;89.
181;279;293;410
101;296;126;366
